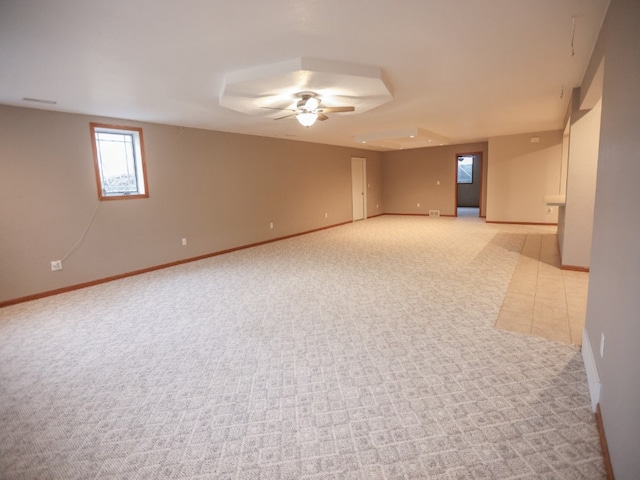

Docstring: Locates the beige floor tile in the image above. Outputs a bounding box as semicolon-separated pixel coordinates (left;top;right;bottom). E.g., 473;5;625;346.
513;263;539;276
515;257;539;269
495;310;532;334
561;270;589;283
501;292;535;314
535;285;566;301
525;233;542;244
533;305;568;326
566;297;587;316
494;232;589;346
540;258;561;268
520;253;540;263
531;324;571;344
540;234;558;247
509;277;538;294
539;251;556;257
563;283;589;295
537;265;563;277
533;314;569;333
520;247;541;258
569;314;585;346
497;321;533;335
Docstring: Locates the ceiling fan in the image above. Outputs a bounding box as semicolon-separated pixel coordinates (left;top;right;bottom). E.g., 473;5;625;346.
263;92;355;127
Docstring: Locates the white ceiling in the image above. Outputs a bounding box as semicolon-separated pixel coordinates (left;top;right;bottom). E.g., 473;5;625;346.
0;0;609;151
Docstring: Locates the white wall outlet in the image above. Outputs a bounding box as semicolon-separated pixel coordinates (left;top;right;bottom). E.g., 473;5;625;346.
376;204;379;209
417;203;420;207
181;238;187;246
600;333;605;358
270;222;274;229
50;260;62;271
437;180;440;185
325;213;328;218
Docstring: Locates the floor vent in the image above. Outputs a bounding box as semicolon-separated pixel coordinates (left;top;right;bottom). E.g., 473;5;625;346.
429;210;440;217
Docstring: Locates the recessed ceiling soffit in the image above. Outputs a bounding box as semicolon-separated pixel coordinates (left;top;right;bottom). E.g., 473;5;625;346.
219;57;393;118
354;127;450;151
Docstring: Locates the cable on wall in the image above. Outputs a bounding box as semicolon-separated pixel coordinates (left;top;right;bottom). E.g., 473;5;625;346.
61;201;101;262
571;16;576;57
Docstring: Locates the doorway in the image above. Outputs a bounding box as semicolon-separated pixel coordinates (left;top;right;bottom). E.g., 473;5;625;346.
351;157;366;221
456;153;482;217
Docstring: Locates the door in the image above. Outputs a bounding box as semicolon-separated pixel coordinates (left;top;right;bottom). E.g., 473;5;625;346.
351;157;366;221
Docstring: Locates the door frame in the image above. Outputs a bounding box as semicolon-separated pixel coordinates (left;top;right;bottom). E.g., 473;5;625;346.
454;151;484;217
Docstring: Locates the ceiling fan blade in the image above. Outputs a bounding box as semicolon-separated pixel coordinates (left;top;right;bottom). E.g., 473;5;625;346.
261;106;297;112
317;106;355;113
274;113;297;120
317;113;329;121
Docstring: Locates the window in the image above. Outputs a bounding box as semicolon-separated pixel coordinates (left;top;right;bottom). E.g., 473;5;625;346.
457;155;474;184
90;123;149;200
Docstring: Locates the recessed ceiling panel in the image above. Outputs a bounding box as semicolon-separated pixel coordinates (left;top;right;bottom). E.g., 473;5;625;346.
219;57;393;118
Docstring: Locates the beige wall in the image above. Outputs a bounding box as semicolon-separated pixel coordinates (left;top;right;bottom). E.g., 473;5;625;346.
560;96;601;269
365;156;384;217
0;105;381;304
486;131;563;223
583;0;640;477
557;124;571;252
382;142;488;216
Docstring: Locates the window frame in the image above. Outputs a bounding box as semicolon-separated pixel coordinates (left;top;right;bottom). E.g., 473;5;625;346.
90;122;149;200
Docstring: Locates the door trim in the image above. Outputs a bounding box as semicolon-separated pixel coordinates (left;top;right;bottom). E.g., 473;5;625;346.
454;151;484;217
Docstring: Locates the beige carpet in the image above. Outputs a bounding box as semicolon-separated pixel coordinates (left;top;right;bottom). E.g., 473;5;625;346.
0;216;605;479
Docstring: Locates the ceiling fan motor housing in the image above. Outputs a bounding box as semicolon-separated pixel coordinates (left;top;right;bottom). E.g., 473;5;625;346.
297;93;319;111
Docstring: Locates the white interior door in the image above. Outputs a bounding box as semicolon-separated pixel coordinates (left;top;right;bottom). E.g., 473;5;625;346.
351;157;366;221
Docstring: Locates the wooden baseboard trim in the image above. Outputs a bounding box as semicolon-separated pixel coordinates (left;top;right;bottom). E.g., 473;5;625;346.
0;221;352;309
561;264;590;272
485;220;558;226
385;213;429;217
596;404;615;479
384;213;455;218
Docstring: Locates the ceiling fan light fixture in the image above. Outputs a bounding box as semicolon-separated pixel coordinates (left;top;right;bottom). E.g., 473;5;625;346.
297;112;318;127
303;96;320;111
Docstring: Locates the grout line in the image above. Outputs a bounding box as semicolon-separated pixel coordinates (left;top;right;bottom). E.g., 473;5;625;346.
531;234;542;336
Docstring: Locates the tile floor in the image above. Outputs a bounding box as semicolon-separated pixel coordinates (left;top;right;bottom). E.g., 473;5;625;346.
495;233;589;345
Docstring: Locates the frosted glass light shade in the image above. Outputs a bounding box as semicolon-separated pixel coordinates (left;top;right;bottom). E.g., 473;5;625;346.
297;112;318;127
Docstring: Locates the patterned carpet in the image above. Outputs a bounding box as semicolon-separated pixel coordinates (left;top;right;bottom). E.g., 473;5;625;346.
0;216;605;479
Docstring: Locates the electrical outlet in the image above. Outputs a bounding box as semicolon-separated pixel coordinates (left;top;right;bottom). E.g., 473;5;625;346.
417;203;420;207
181;238;187;246
51;260;62;271
270;222;274;229
325;213;328;218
